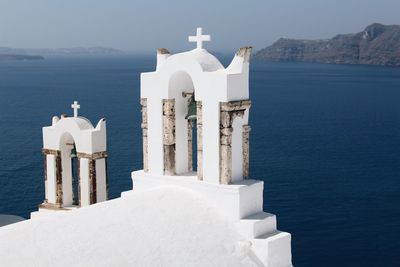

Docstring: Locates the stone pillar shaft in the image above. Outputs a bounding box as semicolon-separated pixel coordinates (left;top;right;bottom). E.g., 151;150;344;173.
43;153;48;203
187;120;194;172
55;152;63;206
163;99;176;175
105;157;109;200
219;111;233;184
41;149;62;208
243;125;251;179
78;158;81;207
141;98;149;172
219;100;251;185
196;101;203;180
89;159;97;205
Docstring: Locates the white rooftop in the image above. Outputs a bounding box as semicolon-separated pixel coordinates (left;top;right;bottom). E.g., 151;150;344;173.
0;187;261;267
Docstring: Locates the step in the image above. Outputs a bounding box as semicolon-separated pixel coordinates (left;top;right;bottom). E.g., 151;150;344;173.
250;231;292;267
237;211;277;239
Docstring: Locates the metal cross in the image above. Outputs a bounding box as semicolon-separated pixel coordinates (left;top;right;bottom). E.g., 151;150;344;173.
71;100;80;118
188;27;211;50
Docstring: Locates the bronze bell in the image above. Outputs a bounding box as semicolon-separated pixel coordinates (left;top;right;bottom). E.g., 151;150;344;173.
70;144;77;158
185;96;197;121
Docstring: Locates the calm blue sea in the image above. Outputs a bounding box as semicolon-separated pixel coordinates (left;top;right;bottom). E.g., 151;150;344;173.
0;56;399;266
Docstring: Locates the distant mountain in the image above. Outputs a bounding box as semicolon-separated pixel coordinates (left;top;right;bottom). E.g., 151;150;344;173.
255;23;400;67
0;46;124;57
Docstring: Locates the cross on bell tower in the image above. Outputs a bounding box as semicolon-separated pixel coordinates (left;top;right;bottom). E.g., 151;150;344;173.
71;101;80;118
188;27;211;50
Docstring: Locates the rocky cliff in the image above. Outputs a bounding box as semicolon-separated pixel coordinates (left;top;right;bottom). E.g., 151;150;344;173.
255;23;400;66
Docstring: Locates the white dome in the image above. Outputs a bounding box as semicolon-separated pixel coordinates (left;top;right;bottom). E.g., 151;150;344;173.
170;49;224;72
72;117;94;130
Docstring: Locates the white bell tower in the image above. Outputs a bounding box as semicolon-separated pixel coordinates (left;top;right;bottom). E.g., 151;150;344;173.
131;27;292;266
139;27;252;184
38;101;108;211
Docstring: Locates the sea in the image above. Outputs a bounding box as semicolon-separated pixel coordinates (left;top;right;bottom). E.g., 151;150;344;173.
0;55;399;267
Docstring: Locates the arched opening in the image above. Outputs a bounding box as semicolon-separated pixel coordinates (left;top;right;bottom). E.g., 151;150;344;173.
59;132;80;207
167;71;201;176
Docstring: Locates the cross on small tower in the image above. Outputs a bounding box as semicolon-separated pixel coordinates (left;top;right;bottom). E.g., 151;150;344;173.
188;27;211;50
71;100;80;118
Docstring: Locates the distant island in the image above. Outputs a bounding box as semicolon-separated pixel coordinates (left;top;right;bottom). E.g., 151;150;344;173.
0;54;44;61
255;23;400;67
0;46;124;60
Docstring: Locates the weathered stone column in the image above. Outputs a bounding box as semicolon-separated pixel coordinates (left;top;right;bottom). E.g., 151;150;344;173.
163;99;176;175
71;158;75;205
105;157;109;201
219;100;251;184
43;153;48;203
140;98;149;172
196;101;203;180
41;149;62;209
77;151;107;206
219;110;233;184
55;151;63;207
88;159;97;205
77;158;81;206
242;125;251;179
187;120;194;172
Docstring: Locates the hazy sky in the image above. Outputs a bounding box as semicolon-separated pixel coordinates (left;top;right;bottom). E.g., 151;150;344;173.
0;0;399;53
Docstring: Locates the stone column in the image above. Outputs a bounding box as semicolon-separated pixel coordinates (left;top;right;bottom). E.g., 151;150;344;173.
55;151;63;207
163;99;176;175
219;110;233;184
77;158;81;207
77;151;108;206
187;120;194;172
43;153;48;203
242;125;251;179
196;101;203;180
41;149;62;208
71;158;75;205
219;100;251;185
88;159;97;205
141;98;149;172
105;157;109;200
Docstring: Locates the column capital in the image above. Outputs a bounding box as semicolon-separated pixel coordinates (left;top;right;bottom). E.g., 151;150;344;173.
220;99;251;112
42;148;61;156
77;151;108;160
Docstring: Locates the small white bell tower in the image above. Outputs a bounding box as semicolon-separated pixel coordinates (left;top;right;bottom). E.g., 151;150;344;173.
39;101;108;211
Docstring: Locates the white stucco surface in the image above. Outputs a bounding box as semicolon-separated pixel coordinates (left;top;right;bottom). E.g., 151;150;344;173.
79;158;90;206
46;155;56;203
0;187;283;267
96;158;107;202
130;171;292;266
43;117;106;154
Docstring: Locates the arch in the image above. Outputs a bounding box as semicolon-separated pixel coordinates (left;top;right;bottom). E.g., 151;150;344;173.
58;132;80;207
158;50;224;100
165;71;202;176
48;118;94;153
